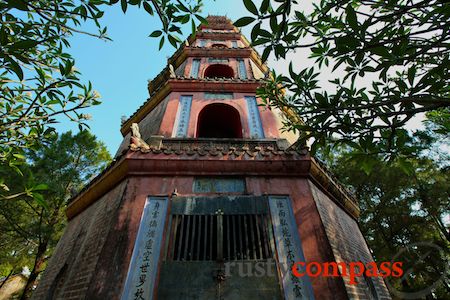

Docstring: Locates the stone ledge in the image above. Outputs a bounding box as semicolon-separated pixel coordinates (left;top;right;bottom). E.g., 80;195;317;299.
67;139;359;221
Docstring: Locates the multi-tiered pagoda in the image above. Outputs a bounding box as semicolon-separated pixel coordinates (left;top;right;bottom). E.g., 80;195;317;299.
33;16;391;300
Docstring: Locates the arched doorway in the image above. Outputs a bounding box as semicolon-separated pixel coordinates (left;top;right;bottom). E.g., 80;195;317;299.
211;43;228;48
204;64;234;78
197;103;243;138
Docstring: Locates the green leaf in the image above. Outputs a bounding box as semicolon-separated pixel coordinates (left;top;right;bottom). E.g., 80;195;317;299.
407;66;416;85
270;16;278;32
243;0;258;15
180;15;190;24
191;19;196;37
159;36;165;50
261;47;271;62
6;57;23;80
32;192;49;210
251;22;261;41
12;153;25;160
360;157;377;175
274;44;285;59
149;30;162;37
195;14;208;25
260;0;269;13
0;182;10;192
10;40;38;50
168;35;178;48
143;2;154;15
65;60;73;75
59;63;66;76
369;46;390;58
176;2;189;12
234;17;255;27
258;29;272;38
346;4;358;30
32;184;48;191
121;0;127;13
7;0;29;11
397;157;414;175
251;38;270;47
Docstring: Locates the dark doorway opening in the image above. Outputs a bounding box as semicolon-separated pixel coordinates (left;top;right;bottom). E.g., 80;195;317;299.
197;104;243;138
204;64;234;78
211;43;228;48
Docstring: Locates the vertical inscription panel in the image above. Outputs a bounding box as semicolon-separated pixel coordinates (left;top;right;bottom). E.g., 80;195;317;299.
245;96;265;138
238;59;248;79
190;59;201;78
172;95;192;137
121;197;168;300
269;196;314;300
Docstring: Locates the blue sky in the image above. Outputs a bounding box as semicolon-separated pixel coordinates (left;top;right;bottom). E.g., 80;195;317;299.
60;0;433;156
61;0;249;154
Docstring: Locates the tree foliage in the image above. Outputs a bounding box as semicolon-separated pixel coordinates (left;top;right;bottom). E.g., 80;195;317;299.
317;114;449;297
235;0;449;159
0;130;111;299
0;0;205;200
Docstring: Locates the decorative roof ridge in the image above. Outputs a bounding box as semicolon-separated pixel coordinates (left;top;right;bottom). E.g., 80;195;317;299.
196;31;240;35
311;156;357;199
189;45;250;49
66;142;307;207
128;144;308;157
169;77;263;83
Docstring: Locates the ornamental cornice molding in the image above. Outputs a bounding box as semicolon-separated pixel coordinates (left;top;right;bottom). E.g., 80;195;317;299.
66;140;360;221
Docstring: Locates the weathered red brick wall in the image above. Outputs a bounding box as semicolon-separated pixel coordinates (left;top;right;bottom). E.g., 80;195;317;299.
309;181;391;299
82;175;196;300
48;175;349;300
34;173;383;300
31;180;128;300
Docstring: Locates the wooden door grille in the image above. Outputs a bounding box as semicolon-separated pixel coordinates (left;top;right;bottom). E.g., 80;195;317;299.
167;213;273;261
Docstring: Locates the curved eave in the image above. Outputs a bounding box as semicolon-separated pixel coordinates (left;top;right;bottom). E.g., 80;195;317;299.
192;31;241;40
309;158;360;218
66;142;360;221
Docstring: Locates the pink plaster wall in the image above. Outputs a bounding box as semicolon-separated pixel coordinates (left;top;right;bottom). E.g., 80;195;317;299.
184;57;253;80
159;91;281;139
195;39;244;48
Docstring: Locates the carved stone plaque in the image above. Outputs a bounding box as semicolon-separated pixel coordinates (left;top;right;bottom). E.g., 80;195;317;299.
268;196;315;300
121;197;168;300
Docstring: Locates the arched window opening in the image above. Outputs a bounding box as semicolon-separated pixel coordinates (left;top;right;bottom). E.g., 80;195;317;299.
211;43;228;48
204;64;234;78
197;104;243;138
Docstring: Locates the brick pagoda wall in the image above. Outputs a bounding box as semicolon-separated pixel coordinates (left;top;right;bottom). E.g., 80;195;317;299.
309;181;391;299
31;181;128;300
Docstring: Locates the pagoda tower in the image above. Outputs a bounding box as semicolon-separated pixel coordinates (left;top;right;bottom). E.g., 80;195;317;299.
33;16;391;300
